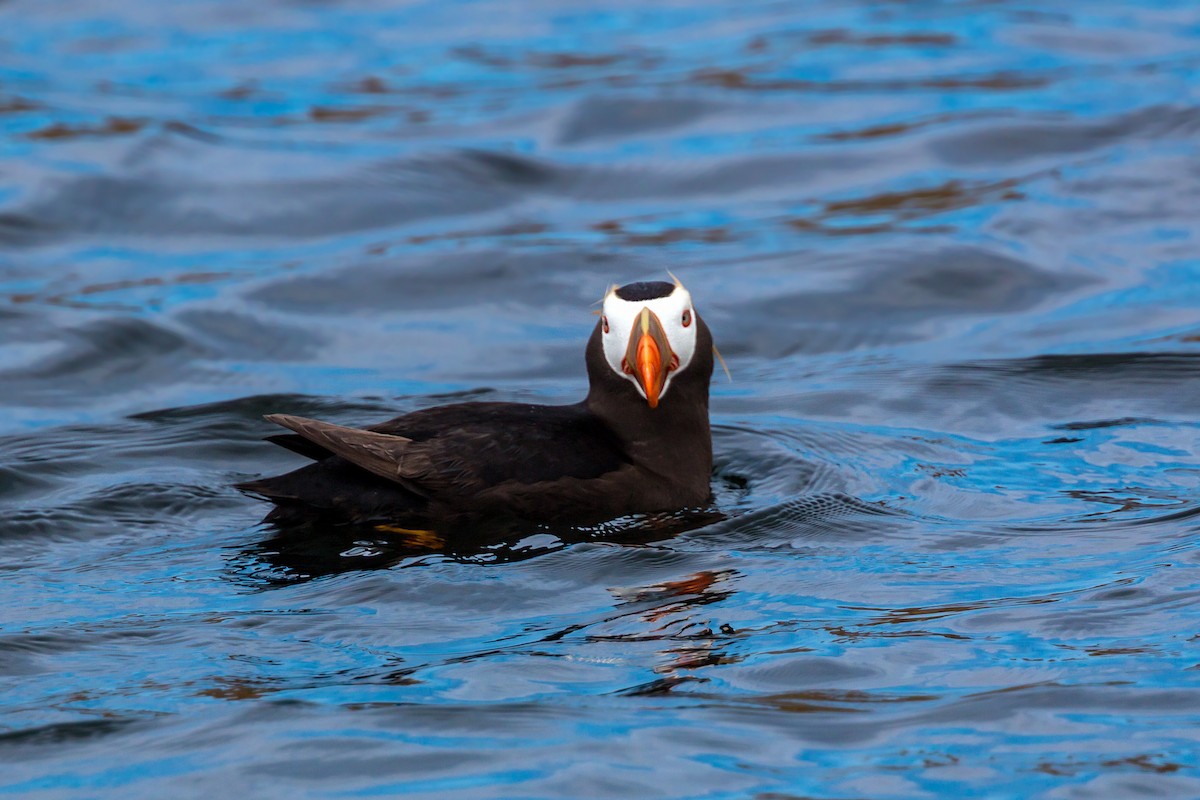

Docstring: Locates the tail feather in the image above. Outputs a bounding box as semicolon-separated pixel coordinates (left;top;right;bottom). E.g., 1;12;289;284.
237;459;426;521
234;476;302;502
238;413;428;522
262;413;425;494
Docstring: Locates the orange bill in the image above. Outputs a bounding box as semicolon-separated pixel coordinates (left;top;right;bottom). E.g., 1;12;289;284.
624;308;675;408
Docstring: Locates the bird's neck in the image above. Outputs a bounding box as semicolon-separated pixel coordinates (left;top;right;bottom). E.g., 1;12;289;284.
585;386;712;489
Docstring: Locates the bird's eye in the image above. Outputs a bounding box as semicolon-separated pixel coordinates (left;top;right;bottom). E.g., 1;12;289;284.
681;309;692;328
602;315;609;334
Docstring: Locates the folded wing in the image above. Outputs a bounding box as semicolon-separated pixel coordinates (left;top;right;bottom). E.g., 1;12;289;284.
256;403;631;514
264;414;434;497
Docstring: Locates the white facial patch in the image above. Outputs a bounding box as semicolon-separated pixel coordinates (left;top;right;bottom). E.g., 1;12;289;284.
600;282;698;401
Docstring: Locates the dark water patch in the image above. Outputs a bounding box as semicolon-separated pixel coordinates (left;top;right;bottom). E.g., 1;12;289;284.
0;482;241;540
1002;498;1200;534
129;393;403;425
1;149;555;244
70;481;237;522
944;351;1200;385
0;718;142;749
0;305;29;322
174;309;323;362
247;249;624;313
731;245;1087;357
0;396;410;531
1;424;135;482
932;104;1200;166
456;150;558;187
0;465;56;502
704;494;903;548
0;622;183;667
0;212;56;246
923;352;1200;426
557;95;717;145
2;316;201;391
238;506;729;586
851;246;1077;313
692;681;1200;749
1;144;900;248
713;431;820;499
1053;416;1159;431
910;682;1200;727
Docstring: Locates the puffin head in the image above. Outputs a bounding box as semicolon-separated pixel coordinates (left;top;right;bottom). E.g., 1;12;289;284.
589;277;711;409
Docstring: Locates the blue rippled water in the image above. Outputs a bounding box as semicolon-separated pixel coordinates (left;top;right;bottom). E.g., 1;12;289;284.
3;1;1200;797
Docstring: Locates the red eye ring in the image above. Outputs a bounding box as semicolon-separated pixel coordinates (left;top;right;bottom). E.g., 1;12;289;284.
681;309;692;328
602;315;609;334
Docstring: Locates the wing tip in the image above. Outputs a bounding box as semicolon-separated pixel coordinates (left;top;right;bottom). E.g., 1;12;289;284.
264;413;308;432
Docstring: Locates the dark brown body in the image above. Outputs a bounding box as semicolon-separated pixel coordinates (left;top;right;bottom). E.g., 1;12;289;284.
238;314;715;528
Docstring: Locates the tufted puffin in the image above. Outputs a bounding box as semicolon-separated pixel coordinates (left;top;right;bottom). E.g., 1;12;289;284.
237;278;716;527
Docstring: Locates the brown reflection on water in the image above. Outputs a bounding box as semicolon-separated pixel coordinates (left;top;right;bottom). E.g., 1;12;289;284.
693;67;1049;93
825;624;971;642
752;688;940;714
341;76;394;94
787;218;954;237
848;596;1055;629
453;45;657;72
1036;753;1187;777
826;179;1023;216
610;569;735;605
1065;488;1188;516
308;105;396;123
406;221;550;246
786;178;1024;235
746;29;958;52
25;117;146;141
591;219;735;247
8;271;232;312
816;110;1000;142
604;569;742;688
0;97;41;114
194;677;276;701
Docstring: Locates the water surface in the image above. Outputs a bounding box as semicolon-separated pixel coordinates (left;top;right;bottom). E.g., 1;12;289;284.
3;1;1200;797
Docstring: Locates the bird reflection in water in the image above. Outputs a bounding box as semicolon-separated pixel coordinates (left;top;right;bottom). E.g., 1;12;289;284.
241;506;726;585
609;569;742;695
